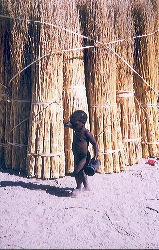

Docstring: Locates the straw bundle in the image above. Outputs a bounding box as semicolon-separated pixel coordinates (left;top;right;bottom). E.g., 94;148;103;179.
78;0;108;172
0;1;31;171
0;14;6;166
114;0;142;165
27;0;65;178
0;11;12;169
78;0;126;173
132;0;159;157
63;0;90;174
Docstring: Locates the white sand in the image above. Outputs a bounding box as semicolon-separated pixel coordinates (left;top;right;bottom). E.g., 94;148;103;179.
0;158;159;249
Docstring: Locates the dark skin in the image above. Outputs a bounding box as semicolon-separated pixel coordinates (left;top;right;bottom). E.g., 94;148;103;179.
64;120;98;195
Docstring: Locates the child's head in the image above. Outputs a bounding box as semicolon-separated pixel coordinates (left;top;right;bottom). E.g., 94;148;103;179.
70;110;87;125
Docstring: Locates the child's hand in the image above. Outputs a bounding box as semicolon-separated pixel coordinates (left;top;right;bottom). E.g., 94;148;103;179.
64;121;72;127
92;156;98;162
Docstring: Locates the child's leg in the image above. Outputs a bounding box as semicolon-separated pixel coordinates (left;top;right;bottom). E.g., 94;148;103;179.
82;151;91;190
74;170;90;193
74;157;86;174
82;170;90;190
71;157;86;197
72;171;89;197
74;158;86;190
74;171;83;190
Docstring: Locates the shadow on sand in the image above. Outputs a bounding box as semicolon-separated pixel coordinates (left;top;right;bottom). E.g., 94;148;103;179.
0;179;74;198
0;165;74;197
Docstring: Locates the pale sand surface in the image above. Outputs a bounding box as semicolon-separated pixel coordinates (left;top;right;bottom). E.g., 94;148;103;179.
0;158;159;249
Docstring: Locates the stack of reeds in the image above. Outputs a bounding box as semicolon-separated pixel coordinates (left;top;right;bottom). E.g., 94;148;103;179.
1;0;31;172
0;0;158;179
27;0;66;178
62;0;90;174
132;0;159;157
114;0;142;165
0;14;7;166
0;12;11;167
78;0;126;173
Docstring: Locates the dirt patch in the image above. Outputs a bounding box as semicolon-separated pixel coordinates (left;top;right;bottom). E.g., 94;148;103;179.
0;159;159;249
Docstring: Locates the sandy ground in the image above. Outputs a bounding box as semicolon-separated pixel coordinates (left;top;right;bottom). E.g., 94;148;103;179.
0;158;159;249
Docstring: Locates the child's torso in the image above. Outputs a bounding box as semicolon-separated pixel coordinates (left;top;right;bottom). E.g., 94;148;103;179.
72;127;89;155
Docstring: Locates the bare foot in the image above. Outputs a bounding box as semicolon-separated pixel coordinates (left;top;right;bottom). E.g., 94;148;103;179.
70;188;81;198
82;186;91;192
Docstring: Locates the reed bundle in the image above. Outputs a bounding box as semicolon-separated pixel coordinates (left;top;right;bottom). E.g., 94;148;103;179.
78;0;126;173
0;15;6;166
1;1;31;171
114;0;142;165
132;0;159;157
62;0;90;174
27;0;66;178
0;14;12;168
78;0;109;172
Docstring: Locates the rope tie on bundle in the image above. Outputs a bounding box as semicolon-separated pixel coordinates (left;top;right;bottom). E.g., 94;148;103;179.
91;104;117;108
117;90;134;98
141;103;157;107
31;101;62;105
0;94;8;97
124;137;141;142
99;148;125;155
6;142;28;147
27;152;65;157
142;141;159;145
65;85;86;89
7;99;31;103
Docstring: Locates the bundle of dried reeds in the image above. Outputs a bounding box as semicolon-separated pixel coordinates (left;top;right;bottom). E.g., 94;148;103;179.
132;0;159;157
114;0;142;165
1;0;31;172
0;12;12;169
78;0;126;173
0;15;7;166
27;0;65;179
63;0;90;174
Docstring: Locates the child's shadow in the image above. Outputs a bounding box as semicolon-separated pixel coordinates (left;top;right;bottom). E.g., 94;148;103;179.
0;181;73;197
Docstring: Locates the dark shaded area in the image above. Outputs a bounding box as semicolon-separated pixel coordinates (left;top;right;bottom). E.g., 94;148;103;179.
0;180;73;197
77;2;96;131
0;164;74;198
0;164;74;180
0;165;27;177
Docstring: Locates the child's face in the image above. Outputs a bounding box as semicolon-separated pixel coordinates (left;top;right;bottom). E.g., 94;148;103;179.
72;121;84;131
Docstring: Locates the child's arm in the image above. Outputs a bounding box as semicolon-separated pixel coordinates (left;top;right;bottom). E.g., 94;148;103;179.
64;121;73;128
85;130;98;160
